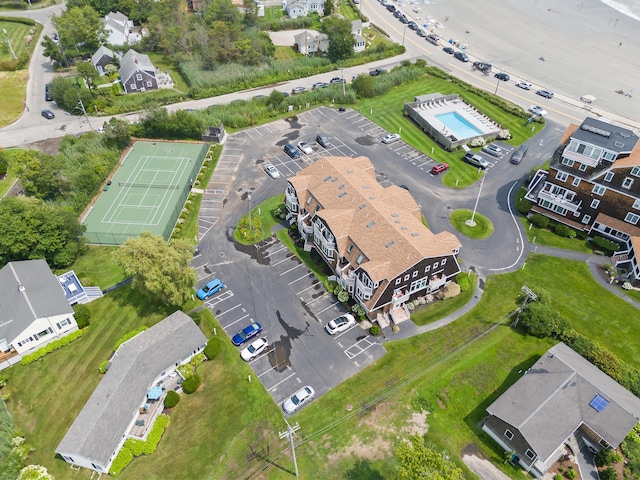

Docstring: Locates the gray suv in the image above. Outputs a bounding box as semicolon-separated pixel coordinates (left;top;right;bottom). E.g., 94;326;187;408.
316;134;331;148
463;152;489;169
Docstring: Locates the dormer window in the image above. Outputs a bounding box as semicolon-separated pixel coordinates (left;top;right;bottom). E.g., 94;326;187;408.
604;172;614;182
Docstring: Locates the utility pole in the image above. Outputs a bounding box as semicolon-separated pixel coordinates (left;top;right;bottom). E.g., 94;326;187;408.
512;285;537;328
279;419;300;478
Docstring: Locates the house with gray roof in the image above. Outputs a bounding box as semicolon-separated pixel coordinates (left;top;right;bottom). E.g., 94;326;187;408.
284;0;325;19
56;311;207;474
0;260;76;365
119;49;158;94
294;30;329;55
483;342;640;478
91;45;115;76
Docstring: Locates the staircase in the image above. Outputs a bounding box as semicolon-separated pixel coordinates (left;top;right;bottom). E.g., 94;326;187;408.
390;305;410;324
76;287;104;304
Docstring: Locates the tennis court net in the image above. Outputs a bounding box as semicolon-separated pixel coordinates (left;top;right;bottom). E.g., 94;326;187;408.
118;182;180;189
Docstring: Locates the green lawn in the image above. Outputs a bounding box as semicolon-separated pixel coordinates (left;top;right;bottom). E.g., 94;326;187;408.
0;20;33;62
411;273;477;326
450;209;494;240
234;195;285;244
0;70;27;127
146;52;190;93
273;45;297;60
59;245;127;289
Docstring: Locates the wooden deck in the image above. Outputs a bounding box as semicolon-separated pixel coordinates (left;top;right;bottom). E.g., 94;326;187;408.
127;373;182;439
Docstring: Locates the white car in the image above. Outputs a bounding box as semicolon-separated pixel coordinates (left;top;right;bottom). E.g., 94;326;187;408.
297;141;313;154
382;133;401;144
240;337;268;361
325;313;357;335
282;386;315;414
516;81;532;90
529;105;547;116
264;163;281;178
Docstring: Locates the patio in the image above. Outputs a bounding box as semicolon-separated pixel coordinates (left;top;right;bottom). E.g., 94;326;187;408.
127;373;182;439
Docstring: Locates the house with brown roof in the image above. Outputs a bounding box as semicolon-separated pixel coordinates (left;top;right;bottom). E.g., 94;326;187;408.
285;156;462;325
525;117;640;281
483;343;640;478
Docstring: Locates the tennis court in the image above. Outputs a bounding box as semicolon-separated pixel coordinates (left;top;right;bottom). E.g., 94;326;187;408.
83;141;209;245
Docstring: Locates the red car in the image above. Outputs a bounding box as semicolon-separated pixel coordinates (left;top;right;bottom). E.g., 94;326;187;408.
431;163;449;175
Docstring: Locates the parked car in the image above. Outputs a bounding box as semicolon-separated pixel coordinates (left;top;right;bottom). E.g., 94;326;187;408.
443;46;455;54
369;68;386;76
330;77;345;84
529;105;547;116
197;278;224;300
281;91;290;97
472;61;492;73
316;133;331;148
41;109;55;119
45;83;52;101
408;21;418;30
482;144;503;157
536;89;554;98
510;145;528;165
312;82;329;90
386;4;396;12
494;72;510;81
463;152;489;169
291;86;307;95
430;162;449;175
382;133;401;144
453;51;469;62
232;323;263;346
393;9;402;18
282;386;315;414
426;33;440;45
416;28;427;37
283;143;301;159
325;314;356;335
264;163;281;179
240;337;268;361
297;141;313;154
515;81;532;90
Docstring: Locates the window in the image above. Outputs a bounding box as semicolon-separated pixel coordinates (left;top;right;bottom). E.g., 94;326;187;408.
404;274;410;281
579;163;587;171
433;262;439;269
582;214;591;224
395;278;401;285
625;212;640;225
356;254;364;265
603;151;615;161
633;199;640;210
623;177;634;189
632;166;640;177
525;449;535;460
604;172;614;182
146;81;152;87
590;199;600;209
592;185;606;196
555;171;569;182
442;258;447;265
130;83;137;90
410;277;428;293
424;265;430;273
347;243;354;253
136;73;142;81
306;195;313;205
572;177;581;187
56;319;70;329
561;157;574;167
504;430;514;440
412;271;419;278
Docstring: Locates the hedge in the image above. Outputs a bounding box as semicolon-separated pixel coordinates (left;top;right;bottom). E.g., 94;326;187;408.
0;16;36;26
113;326;148;351
20;329;86;366
456;273;470;293
110;415;171;476
204;338;223;360
591;235;619;253
181;374;201;394
73;303;91;329
530;213;550;229
163;390;180;408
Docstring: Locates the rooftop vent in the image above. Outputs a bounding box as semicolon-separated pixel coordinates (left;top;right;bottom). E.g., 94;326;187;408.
339;184;345;189
620;132;631;139
614;141;625;148
324;175;332;182
385;241;395;248
391;213;400;217
338;192;347;198
366;221;376;228
411;233;419;237
359;204;366;209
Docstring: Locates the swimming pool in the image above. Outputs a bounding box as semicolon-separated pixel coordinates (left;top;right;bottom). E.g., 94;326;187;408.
435;111;483;139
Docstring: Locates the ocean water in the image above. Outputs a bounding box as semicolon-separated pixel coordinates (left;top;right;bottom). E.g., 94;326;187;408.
600;0;640;21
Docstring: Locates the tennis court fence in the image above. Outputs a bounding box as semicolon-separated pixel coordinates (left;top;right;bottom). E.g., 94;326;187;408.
118;182;180;189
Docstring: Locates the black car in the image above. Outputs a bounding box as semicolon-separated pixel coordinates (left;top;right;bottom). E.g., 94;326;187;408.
45;83;52;101
283;143;301;159
494;72;510;81
443;46;455;54
408;21;418;30
453;51;469;62
386;4;396;12
399;15;409;24
369;68;386;76
393;9;402;18
510;145;528;165
41;109;55;119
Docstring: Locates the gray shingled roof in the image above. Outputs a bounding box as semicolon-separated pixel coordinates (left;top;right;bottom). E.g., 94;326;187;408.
486;343;640;461
118;49;155;85
91;46;114;67
0;260;73;346
572;117;638;154
55;311;207;468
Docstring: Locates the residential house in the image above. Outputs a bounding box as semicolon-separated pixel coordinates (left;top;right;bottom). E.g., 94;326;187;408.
103;11;142;46
0;260;77;364
119;49;158;94
285;156;462;325
56;311;207;474
483;342;640;478
351;20;366;52
284;0;325;18
187;0;203;11
91;45;115;76
525;117;640;280
294;30;329;55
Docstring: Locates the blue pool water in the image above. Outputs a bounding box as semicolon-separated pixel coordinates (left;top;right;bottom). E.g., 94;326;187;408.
435;111;483;139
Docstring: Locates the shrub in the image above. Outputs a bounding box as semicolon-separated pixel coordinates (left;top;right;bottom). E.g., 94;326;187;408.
456;273;470;292
333;284;344;295
73;303;91;329
520;303;571;338
204;338;223;360
598;468;616;480
442;282;461;299
517;198;532;215
114;327;148;351
554;475;563;480
99;360;109;374
182;374;201;394
565;468;577;479
337;290;349;303
554;224;576;238
20;329;85;365
468;137;486;147
369;325;381;335
531;213;550;228
595;449;623;467
177;364;193;378
191;353;205;368
591;236;619;253
163;390;180;408
109;446;133;476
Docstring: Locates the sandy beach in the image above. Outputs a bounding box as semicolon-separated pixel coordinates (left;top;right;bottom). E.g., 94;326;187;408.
415;0;640;122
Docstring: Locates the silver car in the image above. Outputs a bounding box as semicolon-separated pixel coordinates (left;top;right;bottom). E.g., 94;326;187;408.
283;386;315;414
382;133;401;144
264;163;281;178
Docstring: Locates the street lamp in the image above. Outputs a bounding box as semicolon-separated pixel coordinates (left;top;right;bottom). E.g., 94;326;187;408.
248;193;252;237
339;68;346;97
494;68;502;95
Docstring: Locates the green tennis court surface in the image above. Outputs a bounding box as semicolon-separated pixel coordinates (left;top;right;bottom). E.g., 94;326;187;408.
83;141;208;245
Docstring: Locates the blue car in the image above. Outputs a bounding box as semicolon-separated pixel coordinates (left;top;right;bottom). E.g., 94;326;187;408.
197;278;224;300
232;323;263;346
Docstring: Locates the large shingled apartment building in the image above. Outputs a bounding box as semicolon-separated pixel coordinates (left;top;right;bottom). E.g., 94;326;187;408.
285;156;462;325
525;117;640;280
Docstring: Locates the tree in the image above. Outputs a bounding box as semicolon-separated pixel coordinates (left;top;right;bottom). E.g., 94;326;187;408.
395;435;464;480
112;232;196;306
16;150;70;201
40;35;67;66
243;0;258;27
519;302;571;338
52;6;108;56
323;16;354;62
267;89;285;108
77;61;99;91
323;0;334;16
0;197;86;267
352;73;374;97
102;117;131;149
50;76;94;114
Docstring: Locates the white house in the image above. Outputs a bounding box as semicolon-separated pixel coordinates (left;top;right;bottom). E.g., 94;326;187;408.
284;0;325;18
0;260;77;361
351;20;366;52
104;11;142;46
56;311;208;474
294;30;329;55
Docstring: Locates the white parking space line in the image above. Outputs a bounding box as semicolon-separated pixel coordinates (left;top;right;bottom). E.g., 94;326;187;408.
222;313;251;330
313;299;341;315
244;130;254;140
268;371;297;392
296;281;320;295
288;273;311;286
215;303;243;317
345;337;378;360
247;347;275;365
205;290;233;306
334;325;358;339
257;363;280;378
280;262;305;276
273;255;295;267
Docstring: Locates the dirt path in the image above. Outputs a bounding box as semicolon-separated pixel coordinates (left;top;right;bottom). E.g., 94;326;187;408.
462;444;511;480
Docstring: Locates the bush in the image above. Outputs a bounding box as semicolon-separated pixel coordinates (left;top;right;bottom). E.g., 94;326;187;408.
182;374;201;394
73;303;91;329
565;468;577;479
595;449;623;467
599;468;616;480
204;338;223;360
456;273;470;292
369;325;381;336
99;360;109;374
530;213;550;228
519;303;571;338
163;390;180;408
337;290;349;303
591;236;619;253
517;197;532;215
554;224;576;238
554;475;563;480
20;329;85;365
109;446;134;476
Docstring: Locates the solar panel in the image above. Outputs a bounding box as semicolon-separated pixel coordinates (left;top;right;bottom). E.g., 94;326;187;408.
590;394;609;412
